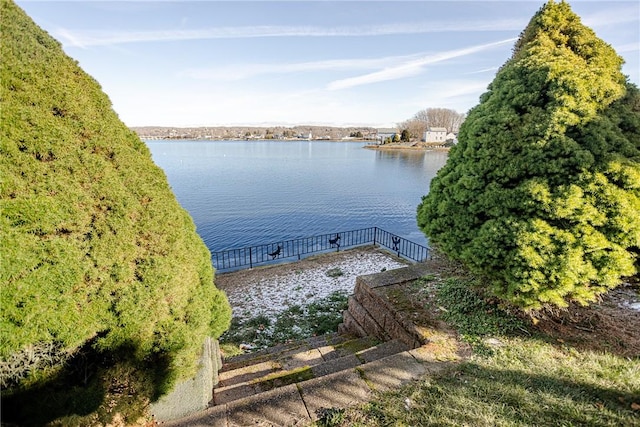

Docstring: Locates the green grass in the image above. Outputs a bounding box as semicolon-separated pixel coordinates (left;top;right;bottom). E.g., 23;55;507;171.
326;267;345;278
315;407;346;427
435;277;528;355
319;277;640;426
219;342;244;358
336;339;639;426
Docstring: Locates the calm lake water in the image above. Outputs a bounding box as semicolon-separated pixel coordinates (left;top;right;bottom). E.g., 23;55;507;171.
146;140;448;252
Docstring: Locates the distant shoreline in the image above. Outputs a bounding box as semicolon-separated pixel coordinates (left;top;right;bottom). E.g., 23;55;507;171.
132;125;379;141
363;144;450;151
143;138;452;151
142;137;371;142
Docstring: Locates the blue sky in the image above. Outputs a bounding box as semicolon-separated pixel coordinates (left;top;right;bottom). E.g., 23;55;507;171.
16;1;640;128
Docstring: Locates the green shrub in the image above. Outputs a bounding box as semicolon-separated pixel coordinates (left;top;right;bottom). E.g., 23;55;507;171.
0;0;231;421
417;1;640;311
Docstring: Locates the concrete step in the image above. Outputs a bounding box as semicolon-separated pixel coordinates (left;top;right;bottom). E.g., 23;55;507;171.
217;335;378;391
164;344;450;426
219;333;349;373
309;338;409;377
213;337;409;406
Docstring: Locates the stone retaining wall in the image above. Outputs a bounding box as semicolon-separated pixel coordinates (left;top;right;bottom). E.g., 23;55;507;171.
150;337;222;422
339;264;432;349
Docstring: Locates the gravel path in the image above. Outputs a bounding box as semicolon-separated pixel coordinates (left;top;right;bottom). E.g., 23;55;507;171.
215;246;409;322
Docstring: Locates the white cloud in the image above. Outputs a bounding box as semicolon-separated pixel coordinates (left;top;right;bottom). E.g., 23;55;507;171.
464;66;500;75
181;55;422;81
435;81;490;100
56;27;88;49
326;38;516;91
581;5;640;28
55;20;525;48
615;42;640;54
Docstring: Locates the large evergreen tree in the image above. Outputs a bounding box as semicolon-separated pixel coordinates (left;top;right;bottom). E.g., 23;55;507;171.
417;0;640;310
0;0;231;417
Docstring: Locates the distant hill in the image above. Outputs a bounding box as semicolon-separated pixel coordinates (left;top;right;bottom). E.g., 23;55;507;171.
0;0;230;423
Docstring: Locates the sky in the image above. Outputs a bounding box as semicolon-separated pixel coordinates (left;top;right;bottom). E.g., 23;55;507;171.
15;0;640;128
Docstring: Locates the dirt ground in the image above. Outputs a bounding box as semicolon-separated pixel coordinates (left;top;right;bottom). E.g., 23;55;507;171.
534;280;640;358
414;256;640;358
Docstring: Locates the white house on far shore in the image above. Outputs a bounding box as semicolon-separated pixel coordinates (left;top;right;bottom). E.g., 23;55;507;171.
424;127;447;143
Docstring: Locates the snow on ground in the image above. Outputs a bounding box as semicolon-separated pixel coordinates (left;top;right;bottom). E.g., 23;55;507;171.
623;301;640;312
217;249;407;322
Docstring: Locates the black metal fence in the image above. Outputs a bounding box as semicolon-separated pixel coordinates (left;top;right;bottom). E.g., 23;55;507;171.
211;227;429;272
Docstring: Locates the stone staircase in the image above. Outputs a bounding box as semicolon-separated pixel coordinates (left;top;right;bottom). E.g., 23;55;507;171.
161;263;464;426
162;332;451;426
214;334;407;405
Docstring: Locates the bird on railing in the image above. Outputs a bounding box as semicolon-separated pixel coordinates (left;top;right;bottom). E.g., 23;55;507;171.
392;236;401;251
329;234;341;247
268;245;281;259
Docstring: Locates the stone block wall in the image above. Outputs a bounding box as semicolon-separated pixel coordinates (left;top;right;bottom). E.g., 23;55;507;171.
339;264;433;349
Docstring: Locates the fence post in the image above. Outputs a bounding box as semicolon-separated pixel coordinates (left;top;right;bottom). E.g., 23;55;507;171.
373;227;377;246
249;247;253;269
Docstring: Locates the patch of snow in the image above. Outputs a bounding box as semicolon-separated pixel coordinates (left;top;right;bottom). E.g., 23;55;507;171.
223;252;406;322
624;302;640;312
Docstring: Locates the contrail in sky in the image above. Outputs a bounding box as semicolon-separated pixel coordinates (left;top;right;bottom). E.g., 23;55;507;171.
327;38;517;91
56;21;525;48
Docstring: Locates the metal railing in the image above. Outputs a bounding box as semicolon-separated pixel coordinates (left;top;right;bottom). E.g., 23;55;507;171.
211;227;429;272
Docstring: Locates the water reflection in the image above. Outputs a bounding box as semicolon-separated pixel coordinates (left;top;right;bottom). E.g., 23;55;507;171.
375;149;425;167
375;149;448;169
374;149;448;183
